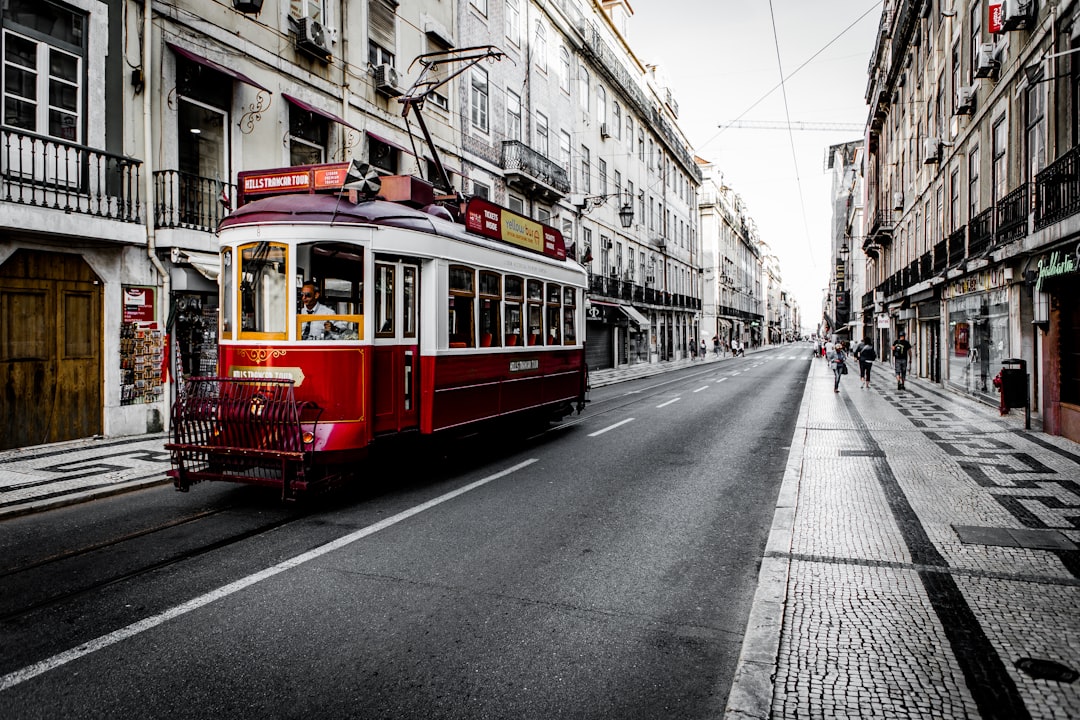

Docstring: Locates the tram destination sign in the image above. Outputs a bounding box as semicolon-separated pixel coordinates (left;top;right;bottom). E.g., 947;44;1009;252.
237;163;352;204
464;197;566;260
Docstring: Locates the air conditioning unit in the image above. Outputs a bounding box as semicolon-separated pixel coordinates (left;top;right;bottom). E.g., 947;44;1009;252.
892;191;904;210
296;17;330;61
374;64;403;98
974;43;998;79
600;123;611;139
954;85;975;115
602;238;613;250
1001;0;1032;31
923;137;941;164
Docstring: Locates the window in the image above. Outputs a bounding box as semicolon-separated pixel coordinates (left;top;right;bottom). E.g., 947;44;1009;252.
1026;83;1045;181
614;170;622;200
506;89;522;142
968;143;980;219
578;64;589;110
951;42;961;119
375;263;395;337
175;59;231;224
296;242;364;341
508;194;524;213
402;266;416;338
598;158;607;195
526;279;543;345
638;128;645;161
558;46;570;93
562;287;576;345
471;67;489;132
536;111;549;157
425;36;450;111
367;134;399;173
626;114;633;146
470;0;487;15
969;2;981;83
545;283;561;345
950;168;960;231
448;265;475;348
597;85;607;126
368;0;396;67
505;0;520;46
504;275;523;346
533;21;547;72
479;271;501;347
991;116;1006;204
239;242;288;337
288;102;328;166
559;131;572;174
290;0;323;22
612;103;622;139
580;145;591;193
2;2;85;145
472;179;490;198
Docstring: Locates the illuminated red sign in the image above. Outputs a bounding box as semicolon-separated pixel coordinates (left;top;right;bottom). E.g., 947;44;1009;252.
237;163;351;204
464;197;566;260
989;2;1003;33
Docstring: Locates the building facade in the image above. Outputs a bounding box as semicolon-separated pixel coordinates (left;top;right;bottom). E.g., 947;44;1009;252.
865;0;1080;442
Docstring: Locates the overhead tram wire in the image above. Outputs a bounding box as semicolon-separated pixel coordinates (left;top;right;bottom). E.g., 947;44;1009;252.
767;0;815;269
715;120;865;132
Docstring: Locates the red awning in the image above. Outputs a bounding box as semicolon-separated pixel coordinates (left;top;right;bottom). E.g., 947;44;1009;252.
167;42;267;91
282;94;358;131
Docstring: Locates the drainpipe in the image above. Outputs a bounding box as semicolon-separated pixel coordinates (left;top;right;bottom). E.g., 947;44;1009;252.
144;0;171;430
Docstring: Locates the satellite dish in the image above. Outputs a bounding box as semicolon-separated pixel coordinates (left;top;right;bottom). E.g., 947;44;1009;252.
343;160;381;196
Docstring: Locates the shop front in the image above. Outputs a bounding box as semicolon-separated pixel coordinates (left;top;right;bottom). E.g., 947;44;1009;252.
944;270;1011;405
1032;240;1080;442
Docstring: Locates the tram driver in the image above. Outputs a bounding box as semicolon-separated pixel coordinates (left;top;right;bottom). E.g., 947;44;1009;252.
299;281;345;340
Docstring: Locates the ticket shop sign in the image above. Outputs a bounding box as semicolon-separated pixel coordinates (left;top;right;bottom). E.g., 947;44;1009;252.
464;197;566;260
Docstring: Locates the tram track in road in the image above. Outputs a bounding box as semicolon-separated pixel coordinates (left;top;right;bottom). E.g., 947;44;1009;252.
0;504;311;624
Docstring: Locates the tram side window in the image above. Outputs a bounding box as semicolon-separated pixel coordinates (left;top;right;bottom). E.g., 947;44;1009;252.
448;265;475;348
240;242;288;338
298;242;364;340
479;271;501;348
526;279;543;346
403;266;417;338
375;263;395;337
562;287;576;345
504;275;523;346
545;283;561;345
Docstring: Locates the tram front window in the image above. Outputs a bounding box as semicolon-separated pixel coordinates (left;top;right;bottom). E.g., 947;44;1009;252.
297;243;364;340
239;243;288;337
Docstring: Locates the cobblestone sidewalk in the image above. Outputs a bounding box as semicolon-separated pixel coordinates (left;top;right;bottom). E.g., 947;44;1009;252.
725;358;1080;719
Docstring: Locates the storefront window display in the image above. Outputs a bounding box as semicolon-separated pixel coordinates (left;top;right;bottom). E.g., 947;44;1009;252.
947;287;1008;402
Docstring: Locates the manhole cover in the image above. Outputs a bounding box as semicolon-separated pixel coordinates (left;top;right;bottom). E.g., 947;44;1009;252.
1015;657;1079;683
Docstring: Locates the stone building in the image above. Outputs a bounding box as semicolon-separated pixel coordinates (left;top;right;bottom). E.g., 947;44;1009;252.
865;0;1080;441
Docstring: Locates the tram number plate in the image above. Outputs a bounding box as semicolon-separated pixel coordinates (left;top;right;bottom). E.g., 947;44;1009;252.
509;360;539;373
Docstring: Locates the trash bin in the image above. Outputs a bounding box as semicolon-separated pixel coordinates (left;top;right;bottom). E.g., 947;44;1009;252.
999;358;1027;409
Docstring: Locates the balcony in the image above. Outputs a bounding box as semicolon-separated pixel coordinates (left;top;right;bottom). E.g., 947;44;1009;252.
995;183;1029;244
1035;144;1080;230
967;207;994;257
933;239;948;272
154;170;236;232
866;210;895;244
500;141;570;202
948;226;967;266
919;251;932;279
1;126;141;222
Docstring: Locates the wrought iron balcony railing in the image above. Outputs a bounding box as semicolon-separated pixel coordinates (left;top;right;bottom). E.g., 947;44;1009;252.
1;126;141;222
154;170;236;232
1035;144;1080;230
968;206;995;256
995;183;1029;244
500;141;571;195
948;226;967;266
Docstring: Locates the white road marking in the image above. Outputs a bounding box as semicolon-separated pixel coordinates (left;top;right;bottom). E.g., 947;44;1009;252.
0;459;539;693
731;371;741;376
693;386;709;393
714;378;728;383
588;418;635;437
656;398;680;408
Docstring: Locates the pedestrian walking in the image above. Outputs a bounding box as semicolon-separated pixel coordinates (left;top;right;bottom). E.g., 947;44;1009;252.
891;331;912;390
688;338;696;360
712;335;721;357
856;336;877;388
700;338;707;359
831;341;848;393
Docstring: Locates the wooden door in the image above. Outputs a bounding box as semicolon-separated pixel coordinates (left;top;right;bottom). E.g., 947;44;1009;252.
0;250;102;449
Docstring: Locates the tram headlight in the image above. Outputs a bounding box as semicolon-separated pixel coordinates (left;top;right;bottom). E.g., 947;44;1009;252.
302;431;315;445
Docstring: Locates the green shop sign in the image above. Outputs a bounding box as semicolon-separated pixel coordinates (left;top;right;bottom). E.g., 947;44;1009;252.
1035;243;1080;292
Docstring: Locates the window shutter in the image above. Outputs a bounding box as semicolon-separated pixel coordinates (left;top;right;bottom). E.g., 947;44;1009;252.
369;0;397;53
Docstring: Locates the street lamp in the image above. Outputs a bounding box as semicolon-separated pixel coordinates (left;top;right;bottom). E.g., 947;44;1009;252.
577;193;634;228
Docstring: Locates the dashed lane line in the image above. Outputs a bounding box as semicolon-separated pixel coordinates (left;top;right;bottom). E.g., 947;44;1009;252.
693;386;710;393
587;418;636;437
656;399;680;409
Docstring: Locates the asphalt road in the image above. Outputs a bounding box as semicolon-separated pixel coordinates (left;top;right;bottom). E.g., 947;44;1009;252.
0;349;810;719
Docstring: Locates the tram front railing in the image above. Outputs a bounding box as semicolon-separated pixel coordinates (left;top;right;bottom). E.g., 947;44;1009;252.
166;377;320;498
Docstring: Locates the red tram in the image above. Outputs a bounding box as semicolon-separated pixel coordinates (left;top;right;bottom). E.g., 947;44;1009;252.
167;163;588;497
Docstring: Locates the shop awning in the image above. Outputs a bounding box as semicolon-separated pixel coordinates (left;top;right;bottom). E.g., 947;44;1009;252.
167;42;267;91
177;250;220;281
716;318;733;330
618;304;651;329
283;93;358;131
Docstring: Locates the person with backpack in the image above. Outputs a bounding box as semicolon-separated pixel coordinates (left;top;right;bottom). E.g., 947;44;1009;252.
892;331;912;390
857;337;877;388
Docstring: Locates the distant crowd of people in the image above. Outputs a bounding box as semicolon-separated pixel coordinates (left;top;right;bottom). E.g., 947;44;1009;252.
816;333;912;393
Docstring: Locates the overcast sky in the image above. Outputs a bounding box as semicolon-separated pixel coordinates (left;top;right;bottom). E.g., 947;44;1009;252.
626;0;882;327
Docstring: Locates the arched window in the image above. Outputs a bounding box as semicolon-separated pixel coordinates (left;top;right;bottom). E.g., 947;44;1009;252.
578;64;589;110
558;47;570;92
534;22;547;72
596;86;607;126
612;103;622;140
